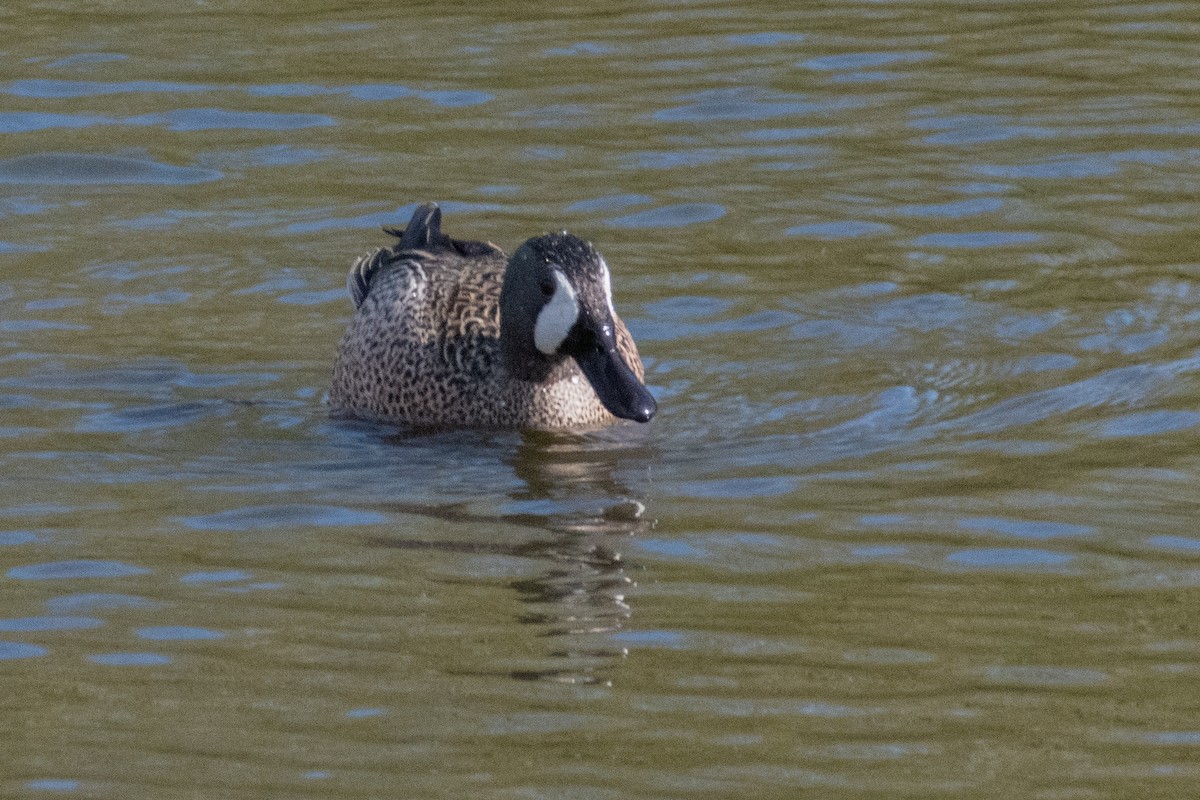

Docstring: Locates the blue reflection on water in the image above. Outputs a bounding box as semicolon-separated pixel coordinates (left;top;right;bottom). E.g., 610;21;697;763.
248;82;492;106
0;241;49;255
946;548;1074;569
87;652;172;666
346;707;387;718
801;51;935;71
851;545;907;559
892;197;1003;219
180;569;254;584
912;231;1041;248
636;538;707;558
277;288;344;306
613;629;688;647
725;32;807;47
45;593;163;613
136;626;225;641
955;517;1094;540
984;665;1110;687
26;779;80;792
45;52;127;68
0;112;112;134
179;504;386;531
785;220;893;239
914;114;1056;145
76;401;224;434
973;149;1186;181
0;641;48;660
606;203;725;228
0;318;85;330
830;70;908;84
0;616;104;632
125;108;335;131
1148;536;1200;553
345;85;491;106
975;154;1122;179
1094;410;1200;439
653;87;861;123
542;42;616;57
0;152;221;186
6;79;214;97
675;476;800;499
8;560;151;580
1144;732;1200;745
3;77;491;107
566;194;654;213
245;83;333;97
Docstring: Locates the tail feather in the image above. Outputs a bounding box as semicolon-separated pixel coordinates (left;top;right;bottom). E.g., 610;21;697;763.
397;202;442;250
347;248;388;309
346;202;503;308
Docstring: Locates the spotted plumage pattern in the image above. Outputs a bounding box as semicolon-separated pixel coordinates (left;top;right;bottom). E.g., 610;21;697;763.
329;205;648;430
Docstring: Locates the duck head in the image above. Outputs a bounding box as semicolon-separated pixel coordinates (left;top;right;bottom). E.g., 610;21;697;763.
500;232;657;423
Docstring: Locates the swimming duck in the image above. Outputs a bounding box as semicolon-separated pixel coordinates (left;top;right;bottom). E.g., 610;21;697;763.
329;203;657;430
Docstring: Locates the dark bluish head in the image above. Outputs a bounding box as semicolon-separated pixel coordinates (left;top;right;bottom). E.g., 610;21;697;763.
500;232;656;423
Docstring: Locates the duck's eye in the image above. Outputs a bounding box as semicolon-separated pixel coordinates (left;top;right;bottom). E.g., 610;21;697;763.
539;276;556;296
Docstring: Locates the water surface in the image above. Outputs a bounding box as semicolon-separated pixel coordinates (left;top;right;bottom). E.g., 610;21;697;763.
4;1;1200;797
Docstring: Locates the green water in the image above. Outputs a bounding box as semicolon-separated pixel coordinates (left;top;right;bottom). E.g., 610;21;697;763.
3;1;1200;797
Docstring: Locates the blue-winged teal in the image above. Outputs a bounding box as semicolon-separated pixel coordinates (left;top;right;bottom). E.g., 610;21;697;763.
329;203;657;430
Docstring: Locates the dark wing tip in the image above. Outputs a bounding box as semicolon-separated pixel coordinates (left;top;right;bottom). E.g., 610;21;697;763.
381;202;442;247
382;202;502;260
398;202;442;250
383;202;453;253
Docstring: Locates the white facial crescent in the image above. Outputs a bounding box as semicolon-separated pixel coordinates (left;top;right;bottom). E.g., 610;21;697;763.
534;269;580;355
598;255;615;316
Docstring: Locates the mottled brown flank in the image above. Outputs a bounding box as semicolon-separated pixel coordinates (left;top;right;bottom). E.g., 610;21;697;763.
329;240;646;430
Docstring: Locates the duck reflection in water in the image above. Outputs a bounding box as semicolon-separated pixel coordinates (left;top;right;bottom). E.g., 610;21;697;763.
368;427;655;685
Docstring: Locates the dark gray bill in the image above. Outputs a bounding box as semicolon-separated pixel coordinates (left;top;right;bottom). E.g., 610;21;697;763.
572;343;657;423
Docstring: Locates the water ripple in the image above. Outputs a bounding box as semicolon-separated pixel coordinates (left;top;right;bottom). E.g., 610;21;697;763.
8;560;151;580
179;504;386;531
136;625;225;641
6;78;215;97
945;548;1075;570
0;616;104;632
247;83;491;106
87;652;172;666
44;593;164;613
724;33;807;47
653;87;862;123
75;401;230;434
983;665;1111;687
125;108;335;131
0;111;109;133
606;203;726;228
0;642;49;660
45;52;127;69
0;153;221;186
786;220;894;239
911;231;1042;249
179;569;254;585
801;50;936;71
